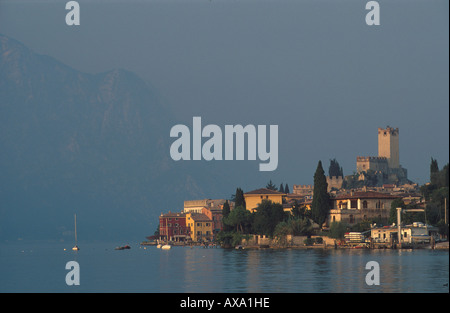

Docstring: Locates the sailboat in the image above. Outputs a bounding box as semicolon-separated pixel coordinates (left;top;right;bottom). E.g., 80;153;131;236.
72;214;80;251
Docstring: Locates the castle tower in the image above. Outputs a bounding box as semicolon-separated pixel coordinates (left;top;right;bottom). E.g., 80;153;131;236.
378;126;399;169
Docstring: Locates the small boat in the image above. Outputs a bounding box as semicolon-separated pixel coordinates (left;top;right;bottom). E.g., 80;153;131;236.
156;244;162;248
161;244;171;250
72;214;80;251
115;245;131;250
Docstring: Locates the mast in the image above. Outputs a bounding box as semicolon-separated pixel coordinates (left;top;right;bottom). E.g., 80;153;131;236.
74;214;77;244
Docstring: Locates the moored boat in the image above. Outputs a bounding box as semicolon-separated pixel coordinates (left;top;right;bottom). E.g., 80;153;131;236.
115;245;131;250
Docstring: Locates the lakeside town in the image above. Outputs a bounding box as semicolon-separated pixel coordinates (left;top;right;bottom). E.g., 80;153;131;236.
143;127;449;250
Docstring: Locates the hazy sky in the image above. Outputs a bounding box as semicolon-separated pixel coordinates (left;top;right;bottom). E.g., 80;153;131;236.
1;0;448;187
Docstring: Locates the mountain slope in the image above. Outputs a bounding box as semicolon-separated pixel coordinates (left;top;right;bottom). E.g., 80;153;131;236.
0;34;224;241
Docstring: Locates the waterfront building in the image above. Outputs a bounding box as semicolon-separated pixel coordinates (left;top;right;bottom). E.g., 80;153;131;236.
159;212;189;242
243;188;285;213
371;222;439;244
186;213;214;242
202;206;223;236
329;191;400;225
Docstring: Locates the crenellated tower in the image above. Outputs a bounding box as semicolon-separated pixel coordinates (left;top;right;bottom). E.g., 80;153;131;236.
378;126;399;169
355;126;408;185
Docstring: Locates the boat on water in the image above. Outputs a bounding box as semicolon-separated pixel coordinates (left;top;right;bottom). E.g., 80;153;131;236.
115;245;131;250
72;214;80;251
161;244;171;250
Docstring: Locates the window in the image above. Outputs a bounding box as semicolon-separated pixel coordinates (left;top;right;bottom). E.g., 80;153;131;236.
349;215;354;223
363;201;368;209
351;200;357;209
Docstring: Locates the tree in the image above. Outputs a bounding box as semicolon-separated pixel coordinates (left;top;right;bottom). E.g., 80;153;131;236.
430;158;439;185
291;200;308;219
437;219;449;238
421;159;449;226
389;198;405;225
222;200;232;232
279;183;285;193
329;222;347;239
154;224;160;236
266;180;277;191
223;200;231;216
273;218;313;245
223;205;252;233
253;200;286;236
329;158;343;177
284;183;290;194
311;161;331;229
234;187;246;209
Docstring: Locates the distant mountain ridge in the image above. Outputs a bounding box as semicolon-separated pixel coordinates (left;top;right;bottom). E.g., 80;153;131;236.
0;34;227;241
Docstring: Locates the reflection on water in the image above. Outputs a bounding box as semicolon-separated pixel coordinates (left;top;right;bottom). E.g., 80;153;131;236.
0;241;448;292
179;248;448;293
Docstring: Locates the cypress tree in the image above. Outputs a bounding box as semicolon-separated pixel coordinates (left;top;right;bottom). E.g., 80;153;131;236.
311;160;331;229
285;183;290;194
430;158;439;185
222;200;232;232
223;200;231;217
279;183;285;193
235;187;246;209
329;158;343;177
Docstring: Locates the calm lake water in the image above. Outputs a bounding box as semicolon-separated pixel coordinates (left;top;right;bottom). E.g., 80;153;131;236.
0;241;448;293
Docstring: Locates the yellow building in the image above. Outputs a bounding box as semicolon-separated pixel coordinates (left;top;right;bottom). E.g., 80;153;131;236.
186;213;213;242
243;188;285;213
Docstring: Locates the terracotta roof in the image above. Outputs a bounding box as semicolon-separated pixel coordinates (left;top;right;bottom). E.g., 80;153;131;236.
189;213;212;222
244;188;285;195
334;191;400;200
